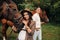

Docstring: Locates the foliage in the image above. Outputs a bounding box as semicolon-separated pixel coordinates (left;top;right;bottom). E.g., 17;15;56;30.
13;0;60;23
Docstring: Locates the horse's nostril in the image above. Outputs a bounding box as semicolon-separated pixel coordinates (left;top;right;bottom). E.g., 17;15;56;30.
46;19;49;23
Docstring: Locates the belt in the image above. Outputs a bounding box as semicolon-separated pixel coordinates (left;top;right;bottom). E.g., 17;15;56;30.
21;29;26;31
35;28;40;29
35;28;40;31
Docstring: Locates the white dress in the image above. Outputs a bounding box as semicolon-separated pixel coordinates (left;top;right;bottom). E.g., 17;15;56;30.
18;26;26;40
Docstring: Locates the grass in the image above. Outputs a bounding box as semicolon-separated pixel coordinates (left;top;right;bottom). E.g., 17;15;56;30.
42;23;60;40
0;23;60;40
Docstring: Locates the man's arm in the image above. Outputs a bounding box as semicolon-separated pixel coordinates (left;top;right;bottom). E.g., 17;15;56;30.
41;22;45;25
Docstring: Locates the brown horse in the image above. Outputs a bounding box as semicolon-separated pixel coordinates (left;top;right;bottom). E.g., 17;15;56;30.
31;8;49;23
0;0;24;40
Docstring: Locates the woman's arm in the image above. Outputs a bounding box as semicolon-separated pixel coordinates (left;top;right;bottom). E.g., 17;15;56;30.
25;21;36;35
25;25;31;33
22;20;32;33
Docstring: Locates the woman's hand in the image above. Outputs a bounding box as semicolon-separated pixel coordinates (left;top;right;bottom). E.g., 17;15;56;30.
22;20;31;33
27;28;32;33
22;20;28;25
22;20;28;28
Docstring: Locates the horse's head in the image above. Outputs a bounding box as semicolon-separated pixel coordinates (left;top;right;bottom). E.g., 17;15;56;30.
40;10;49;23
0;1;24;40
12;11;24;33
7;3;24;31
1;1;24;33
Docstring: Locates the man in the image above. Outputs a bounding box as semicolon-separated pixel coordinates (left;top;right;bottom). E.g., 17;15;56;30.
32;7;42;40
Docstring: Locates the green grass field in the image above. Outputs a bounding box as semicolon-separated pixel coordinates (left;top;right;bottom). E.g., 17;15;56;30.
0;23;60;40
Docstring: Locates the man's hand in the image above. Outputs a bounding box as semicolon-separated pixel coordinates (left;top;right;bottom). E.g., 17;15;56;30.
41;22;45;24
12;26;17;32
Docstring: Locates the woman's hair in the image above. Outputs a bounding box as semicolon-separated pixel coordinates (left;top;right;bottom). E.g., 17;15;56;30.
21;10;32;20
21;10;33;26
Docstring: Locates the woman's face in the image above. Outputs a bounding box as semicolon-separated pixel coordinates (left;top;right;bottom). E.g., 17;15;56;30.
36;8;41;13
23;12;29;20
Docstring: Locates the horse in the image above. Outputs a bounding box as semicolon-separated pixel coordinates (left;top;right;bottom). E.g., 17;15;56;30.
0;0;24;40
31;8;49;23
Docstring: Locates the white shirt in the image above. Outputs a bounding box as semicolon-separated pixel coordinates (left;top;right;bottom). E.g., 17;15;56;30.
32;13;41;28
22;26;25;29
